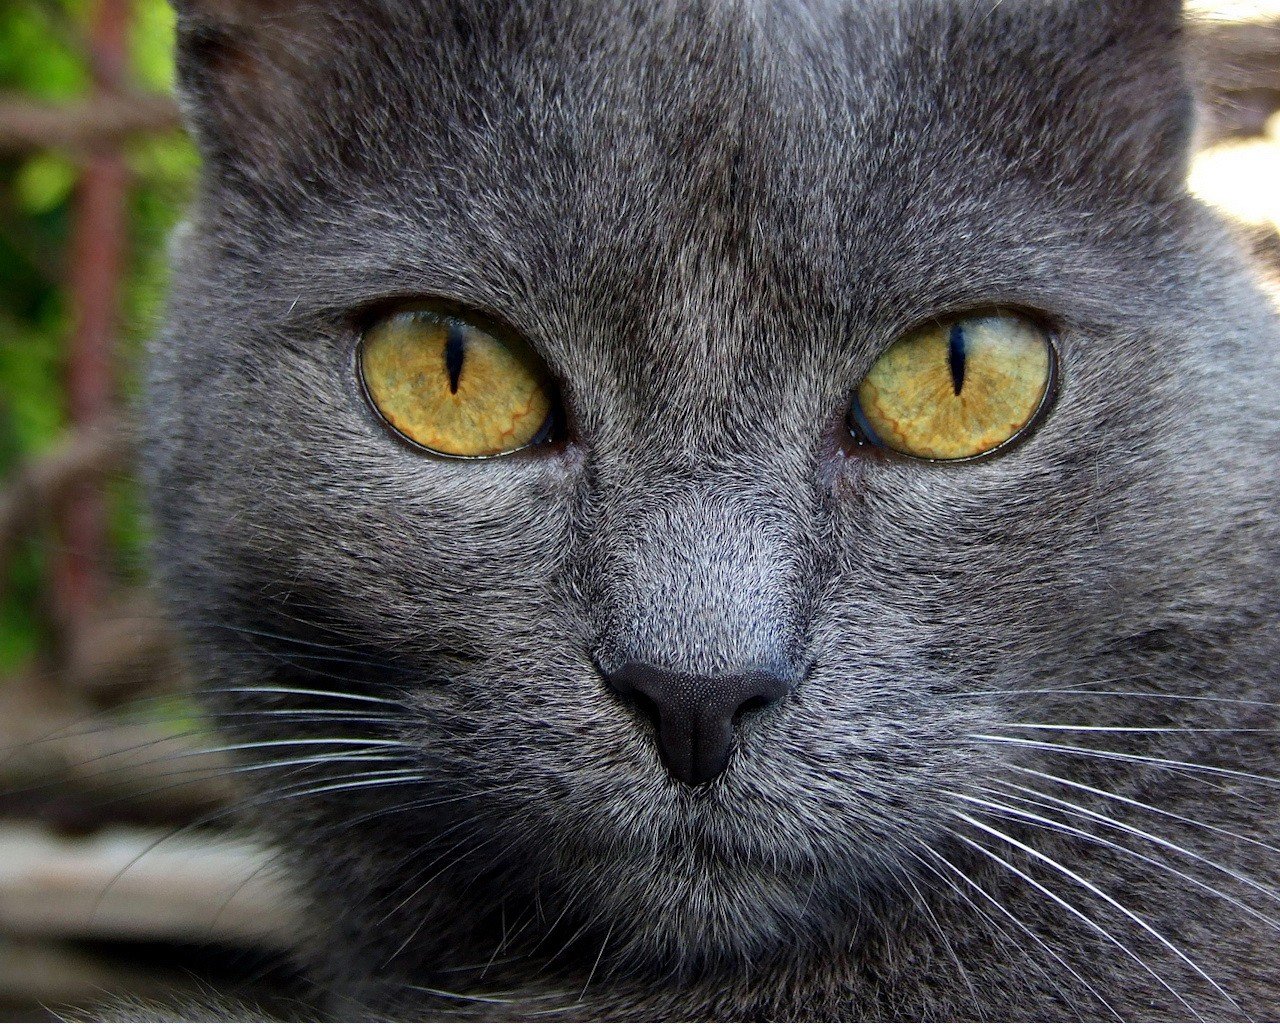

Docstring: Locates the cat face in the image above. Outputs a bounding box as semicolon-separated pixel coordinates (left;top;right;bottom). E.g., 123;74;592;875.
150;0;1279;981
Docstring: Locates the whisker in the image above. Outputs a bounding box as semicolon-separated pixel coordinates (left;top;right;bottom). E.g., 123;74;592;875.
959;688;1280;709
993;723;1280;735
199;621;399;659
1;733;412;815
194;737;412;756
67;734;416;782
954;810;1241;1016
88;762;424;919
539;887;615;983
384;828;509;965
373;794;527;927
965;787;1280;943
400;981;577;1008
400;984;515;1005
200;685;401;705
0;724;205;777
912;846;1119;1019
1008;765;1280;859
213;710;400;722
0;690;401;770
0;696;394;768
896;856;981;1008
953;829;1204;1021
973;734;1280;790
217;658;404;689
579;919;614;1002
190;751;412;779
267;769;424;801
986;781;1280;908
76;750;518;941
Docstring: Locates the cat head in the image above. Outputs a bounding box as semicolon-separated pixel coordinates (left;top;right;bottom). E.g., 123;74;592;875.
148;0;1279;984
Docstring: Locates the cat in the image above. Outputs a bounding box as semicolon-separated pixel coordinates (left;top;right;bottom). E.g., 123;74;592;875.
139;0;1280;1019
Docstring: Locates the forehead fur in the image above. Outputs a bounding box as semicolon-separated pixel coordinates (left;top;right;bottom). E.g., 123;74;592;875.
176;0;1189;209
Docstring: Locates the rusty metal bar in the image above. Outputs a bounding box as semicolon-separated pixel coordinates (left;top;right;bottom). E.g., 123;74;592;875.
54;0;131;639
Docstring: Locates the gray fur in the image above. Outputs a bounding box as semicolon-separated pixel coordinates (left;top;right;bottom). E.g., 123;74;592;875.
144;0;1280;1018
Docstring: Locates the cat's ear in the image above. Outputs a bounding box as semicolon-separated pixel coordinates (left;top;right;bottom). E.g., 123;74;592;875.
1069;0;1196;194
170;0;373;182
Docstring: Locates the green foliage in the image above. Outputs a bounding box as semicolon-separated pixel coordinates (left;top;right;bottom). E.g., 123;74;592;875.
0;2;89;102
1;0;196;670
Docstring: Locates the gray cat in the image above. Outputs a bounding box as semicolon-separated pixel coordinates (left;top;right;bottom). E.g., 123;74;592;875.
142;0;1280;1019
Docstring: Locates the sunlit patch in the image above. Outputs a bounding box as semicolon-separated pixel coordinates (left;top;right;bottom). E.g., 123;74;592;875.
1190;112;1280;234
360;309;554;458
1186;0;1280;19
852;313;1055;461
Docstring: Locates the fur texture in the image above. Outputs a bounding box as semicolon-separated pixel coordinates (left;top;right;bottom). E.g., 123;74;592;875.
145;0;1280;1018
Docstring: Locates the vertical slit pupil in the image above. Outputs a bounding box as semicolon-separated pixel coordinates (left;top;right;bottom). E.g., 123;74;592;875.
948;323;966;396
444;322;467;395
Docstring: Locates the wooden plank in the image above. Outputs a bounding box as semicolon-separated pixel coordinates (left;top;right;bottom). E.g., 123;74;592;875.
0;824;297;947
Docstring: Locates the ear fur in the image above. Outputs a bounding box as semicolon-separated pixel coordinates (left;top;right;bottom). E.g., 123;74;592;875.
171;0;363;181
1069;0;1196;195
943;0;1196;200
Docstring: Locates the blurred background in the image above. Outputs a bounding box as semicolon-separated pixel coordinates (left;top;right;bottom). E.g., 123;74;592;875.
0;1;1277;1019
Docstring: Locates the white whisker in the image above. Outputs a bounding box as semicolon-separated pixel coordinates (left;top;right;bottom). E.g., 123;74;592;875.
957;689;1280;709
991;779;1280;906
271;770;424;801
1009;765;1280;858
913;846;1119;1018
973;734;1280;790
966;787;1280;946
954;828;1204;1020
195;737;413;755
205;685;400;705
954;810;1241;1016
896;858;980;1007
993;723;1280;735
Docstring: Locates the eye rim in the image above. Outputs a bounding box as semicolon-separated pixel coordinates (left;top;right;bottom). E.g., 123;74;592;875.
848;308;1062;465
355;299;563;461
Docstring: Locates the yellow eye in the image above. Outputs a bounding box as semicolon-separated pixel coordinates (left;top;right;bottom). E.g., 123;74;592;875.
359;308;555;458
850;312;1056;461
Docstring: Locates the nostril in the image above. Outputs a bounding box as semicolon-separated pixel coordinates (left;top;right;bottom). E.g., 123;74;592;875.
601;661;798;786
621;685;661;729
734;693;773;719
738;668;796;710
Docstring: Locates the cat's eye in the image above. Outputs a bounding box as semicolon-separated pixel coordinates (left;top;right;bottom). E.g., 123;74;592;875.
849;312;1056;461
359;307;555;458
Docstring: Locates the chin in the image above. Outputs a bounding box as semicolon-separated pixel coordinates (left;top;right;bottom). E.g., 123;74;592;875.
529;830;852;973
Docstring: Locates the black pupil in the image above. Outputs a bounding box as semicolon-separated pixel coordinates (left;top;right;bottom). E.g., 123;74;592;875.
444;322;467;394
948;323;966;396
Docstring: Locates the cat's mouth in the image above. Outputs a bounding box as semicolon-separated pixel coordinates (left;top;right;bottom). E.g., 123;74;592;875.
427;754;958;973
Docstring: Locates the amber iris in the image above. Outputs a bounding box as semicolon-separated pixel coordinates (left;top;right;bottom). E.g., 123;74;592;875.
360;309;553;457
851;313;1055;461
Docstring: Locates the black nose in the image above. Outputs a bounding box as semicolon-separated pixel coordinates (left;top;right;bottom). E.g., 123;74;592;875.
603;662;795;786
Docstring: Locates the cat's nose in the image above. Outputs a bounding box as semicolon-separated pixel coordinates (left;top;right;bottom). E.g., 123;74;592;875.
603;661;795;786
